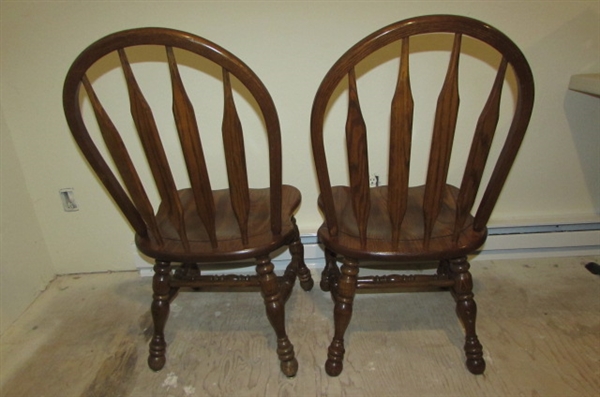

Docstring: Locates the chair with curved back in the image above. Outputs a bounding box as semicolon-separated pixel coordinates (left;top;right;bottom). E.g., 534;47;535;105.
311;15;534;376
63;28;313;377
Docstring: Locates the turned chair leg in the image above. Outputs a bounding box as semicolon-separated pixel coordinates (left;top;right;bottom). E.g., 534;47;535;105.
290;218;314;291
148;260;171;371
256;256;298;377
325;257;359;376
450;257;486;375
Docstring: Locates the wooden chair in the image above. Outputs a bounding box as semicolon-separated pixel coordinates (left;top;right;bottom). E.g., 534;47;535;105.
311;15;534;376
63;28;313;377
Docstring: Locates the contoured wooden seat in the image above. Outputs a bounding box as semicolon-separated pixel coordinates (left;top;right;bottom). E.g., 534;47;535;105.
311;15;534;376
63;27;313;377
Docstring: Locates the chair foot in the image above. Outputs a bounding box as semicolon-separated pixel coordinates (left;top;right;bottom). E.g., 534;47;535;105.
325;340;345;376
465;336;486;374
466;357;486;375
280;357;299;377
300;277;314;291
147;347;166;371
325;359;343;377
275;337;298;377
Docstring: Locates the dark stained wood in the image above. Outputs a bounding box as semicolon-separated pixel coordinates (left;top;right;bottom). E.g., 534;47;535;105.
356;273;455;289
63;28;313;377
118;48;190;251
423;33;462;249
450;257;485;374
310;14;534;376
454;57;508;241
345;67;371;248
222;68;251;245
166;46;218;249
388;37;413;247
256;256;298;377
473;66;534;231
325;257;359;377
148;260;170;371
81;75;163;246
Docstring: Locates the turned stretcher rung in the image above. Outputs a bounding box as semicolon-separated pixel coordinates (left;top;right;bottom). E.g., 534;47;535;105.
356;275;455;289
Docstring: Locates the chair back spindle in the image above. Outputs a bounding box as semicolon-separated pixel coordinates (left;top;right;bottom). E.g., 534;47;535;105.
81;75;163;245
222;68;251;245
118;48;190;251
454;57;508;241
166;46;218;248
346;67;371;247
388;37;413;247
422;33;462;249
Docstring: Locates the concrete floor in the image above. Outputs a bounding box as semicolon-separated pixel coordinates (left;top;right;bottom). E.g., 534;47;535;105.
1;256;599;396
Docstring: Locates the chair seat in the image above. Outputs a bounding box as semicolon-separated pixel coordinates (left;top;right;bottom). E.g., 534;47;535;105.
317;185;487;261
136;185;301;262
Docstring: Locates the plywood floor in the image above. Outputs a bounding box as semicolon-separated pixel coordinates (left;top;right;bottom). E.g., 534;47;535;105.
1;256;599;397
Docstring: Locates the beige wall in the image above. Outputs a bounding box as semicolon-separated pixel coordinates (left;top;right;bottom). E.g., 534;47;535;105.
1;0;598;288
1;110;56;334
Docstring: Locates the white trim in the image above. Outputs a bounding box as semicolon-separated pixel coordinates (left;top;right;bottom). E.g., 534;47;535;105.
472;224;600;261
134;223;600;276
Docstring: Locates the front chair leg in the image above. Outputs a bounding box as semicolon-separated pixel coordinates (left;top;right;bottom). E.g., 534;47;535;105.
450;257;486;375
148;260;171;371
256;256;298;377
325;257;359;376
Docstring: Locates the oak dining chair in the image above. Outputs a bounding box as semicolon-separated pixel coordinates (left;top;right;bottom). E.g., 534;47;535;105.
63;28;313;377
311;15;534;376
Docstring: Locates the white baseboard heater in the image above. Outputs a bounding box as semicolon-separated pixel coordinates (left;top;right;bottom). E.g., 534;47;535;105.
135;222;600;277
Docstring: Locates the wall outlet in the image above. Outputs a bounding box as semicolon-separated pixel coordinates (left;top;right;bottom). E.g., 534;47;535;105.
369;174;379;188
59;188;78;212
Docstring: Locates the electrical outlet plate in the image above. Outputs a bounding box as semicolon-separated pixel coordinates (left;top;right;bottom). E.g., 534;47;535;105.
369;174;379;188
59;188;79;212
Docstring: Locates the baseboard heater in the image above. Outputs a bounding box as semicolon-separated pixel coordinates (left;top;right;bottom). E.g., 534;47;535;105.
135;222;600;277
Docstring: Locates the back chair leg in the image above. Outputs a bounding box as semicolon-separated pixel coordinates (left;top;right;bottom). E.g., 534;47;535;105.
320;248;339;292
290;218;314;291
148;260;171;371
450;257;486;375
256;256;298;377
325;257;359;376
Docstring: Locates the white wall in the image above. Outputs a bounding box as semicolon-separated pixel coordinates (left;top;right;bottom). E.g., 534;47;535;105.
1;109;56;334
1;1;598;283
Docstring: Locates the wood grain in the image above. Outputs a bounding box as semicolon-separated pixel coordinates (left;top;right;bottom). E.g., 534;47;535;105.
167;46;218;248
81;75;162;246
345;68;371;248
388;37;413;248
118;48;189;251
454;57;508;241
422;33;461;249
222;68;251;246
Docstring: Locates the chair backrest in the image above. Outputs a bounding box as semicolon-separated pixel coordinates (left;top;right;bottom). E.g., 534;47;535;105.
311;15;534;248
63;28;283;250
